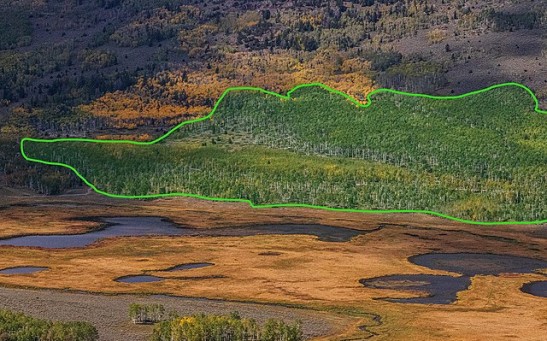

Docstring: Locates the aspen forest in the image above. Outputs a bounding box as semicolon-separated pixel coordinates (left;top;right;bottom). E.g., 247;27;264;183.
23;85;547;221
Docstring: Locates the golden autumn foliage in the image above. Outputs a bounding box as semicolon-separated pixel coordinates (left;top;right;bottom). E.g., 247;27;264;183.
80;49;375;129
80;92;186;120
427;28;447;44
95;133;153;141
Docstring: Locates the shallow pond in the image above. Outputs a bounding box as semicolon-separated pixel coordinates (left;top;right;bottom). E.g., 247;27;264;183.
520;281;547;298
163;263;214;272
0;217;363;248
361;253;547;304
0;266;48;275
360;274;471;304
409;253;547;276
115;275;164;283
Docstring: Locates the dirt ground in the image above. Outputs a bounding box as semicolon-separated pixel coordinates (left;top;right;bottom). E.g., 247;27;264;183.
390;22;547;103
0;287;344;341
0;189;546;340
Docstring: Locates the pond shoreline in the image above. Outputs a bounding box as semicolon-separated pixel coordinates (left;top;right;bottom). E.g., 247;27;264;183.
0;216;368;248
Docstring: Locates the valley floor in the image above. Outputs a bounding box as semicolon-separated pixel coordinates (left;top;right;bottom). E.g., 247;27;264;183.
0;187;545;340
0;287;342;341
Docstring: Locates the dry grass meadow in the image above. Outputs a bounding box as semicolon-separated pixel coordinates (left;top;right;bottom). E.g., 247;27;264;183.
0;191;546;340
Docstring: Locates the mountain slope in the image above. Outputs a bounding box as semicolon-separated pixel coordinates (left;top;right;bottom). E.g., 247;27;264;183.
22;83;547;222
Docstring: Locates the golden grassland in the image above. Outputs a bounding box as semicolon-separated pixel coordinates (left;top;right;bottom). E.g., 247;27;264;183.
0;191;546;340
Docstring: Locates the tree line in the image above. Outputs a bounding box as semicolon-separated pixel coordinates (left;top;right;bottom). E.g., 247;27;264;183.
151;311;303;341
0;309;98;341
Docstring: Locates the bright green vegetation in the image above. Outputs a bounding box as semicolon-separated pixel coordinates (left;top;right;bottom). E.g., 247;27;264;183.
151;312;303;341
23;84;547;222
129;303;165;324
0;309;98;341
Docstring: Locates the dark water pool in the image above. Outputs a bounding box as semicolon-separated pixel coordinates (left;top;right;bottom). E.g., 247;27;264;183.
0;217;363;248
360;274;471;304
259;251;283;256
204;224;363;242
115;275;164;283
0;266;48;275
521;281;547;298
361;253;547;304
163;263;214;272
409;253;547;276
0;217;178;248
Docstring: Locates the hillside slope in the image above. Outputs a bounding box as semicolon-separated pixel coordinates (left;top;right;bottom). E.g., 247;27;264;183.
22;83;547;222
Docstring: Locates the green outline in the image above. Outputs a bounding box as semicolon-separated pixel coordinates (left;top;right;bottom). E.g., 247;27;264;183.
20;82;547;226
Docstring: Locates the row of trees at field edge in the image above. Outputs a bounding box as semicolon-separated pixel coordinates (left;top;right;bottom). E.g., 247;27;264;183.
129;304;304;341
151;310;303;341
129;303;166;324
0;309;98;341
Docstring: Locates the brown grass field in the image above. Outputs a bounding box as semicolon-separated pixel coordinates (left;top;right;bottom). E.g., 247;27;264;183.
0;189;546;340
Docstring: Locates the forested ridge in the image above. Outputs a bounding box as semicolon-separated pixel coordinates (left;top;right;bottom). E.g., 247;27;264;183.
2;0;546;195
23;84;547;222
